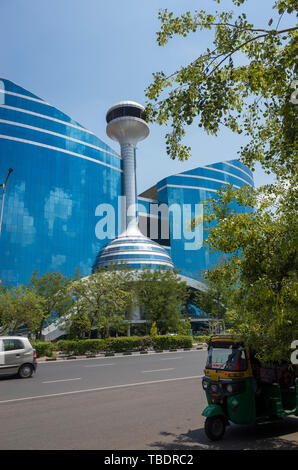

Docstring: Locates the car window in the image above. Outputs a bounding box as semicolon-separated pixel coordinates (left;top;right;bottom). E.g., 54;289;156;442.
3;339;24;351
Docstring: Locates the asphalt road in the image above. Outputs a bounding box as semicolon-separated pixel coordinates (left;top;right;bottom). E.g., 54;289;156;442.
0;350;297;450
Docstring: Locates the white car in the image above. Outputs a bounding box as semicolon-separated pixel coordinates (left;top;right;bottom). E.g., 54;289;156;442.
0;336;37;378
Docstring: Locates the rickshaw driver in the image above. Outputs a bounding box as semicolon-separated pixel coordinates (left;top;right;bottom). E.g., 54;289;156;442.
224;346;247;371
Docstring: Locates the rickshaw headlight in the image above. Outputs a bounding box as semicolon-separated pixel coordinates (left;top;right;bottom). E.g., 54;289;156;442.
225;381;245;395
210;384;218;393
202;379;208;390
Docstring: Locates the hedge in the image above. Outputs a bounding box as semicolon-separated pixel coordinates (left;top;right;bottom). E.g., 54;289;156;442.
56;336;151;354
152;335;193;350
103;336;152;353
31;341;56;358
35;335;194;356
56;339;105;355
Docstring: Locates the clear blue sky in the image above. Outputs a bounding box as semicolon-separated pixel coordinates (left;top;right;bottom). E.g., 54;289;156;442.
0;0;294;192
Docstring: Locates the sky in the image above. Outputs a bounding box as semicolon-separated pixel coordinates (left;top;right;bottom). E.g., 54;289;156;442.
0;0;294;193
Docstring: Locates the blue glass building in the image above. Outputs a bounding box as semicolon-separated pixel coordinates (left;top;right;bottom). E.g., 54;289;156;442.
0;78;122;285
0;78;254;295
138;160;254;284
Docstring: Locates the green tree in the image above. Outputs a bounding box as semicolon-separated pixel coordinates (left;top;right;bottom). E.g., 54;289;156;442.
203;183;297;362
72;266;134;339
110;318;130;337
136;268;189;334
177;318;192;336
145;0;297;180
0;285;45;336
29;270;75;339
193;276;230;321
68;312;92;340
150;321;158;337
192;274;232;334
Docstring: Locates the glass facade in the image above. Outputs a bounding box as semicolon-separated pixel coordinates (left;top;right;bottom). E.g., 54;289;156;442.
0;78;122;285
156;161;254;281
138;161;254;283
0;78;254;292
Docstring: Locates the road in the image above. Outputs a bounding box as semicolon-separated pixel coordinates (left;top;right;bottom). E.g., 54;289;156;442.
0;350;297;450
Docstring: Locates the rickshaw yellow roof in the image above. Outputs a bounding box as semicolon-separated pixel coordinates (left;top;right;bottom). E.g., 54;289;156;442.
210;335;241;343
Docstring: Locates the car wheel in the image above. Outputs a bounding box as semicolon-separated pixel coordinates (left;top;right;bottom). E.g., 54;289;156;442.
18;364;34;379
204;416;226;441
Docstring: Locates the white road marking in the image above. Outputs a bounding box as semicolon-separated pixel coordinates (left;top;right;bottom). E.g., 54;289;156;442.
0;375;204;404
42;378;82;384
84;363;116;368
160;357;183;361
142;368;174;373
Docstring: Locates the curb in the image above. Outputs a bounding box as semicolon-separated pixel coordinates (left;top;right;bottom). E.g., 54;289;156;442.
37;345;207;363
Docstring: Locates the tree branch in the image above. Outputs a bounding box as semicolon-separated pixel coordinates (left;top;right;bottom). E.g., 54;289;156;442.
206;27;297;77
152;26;297;92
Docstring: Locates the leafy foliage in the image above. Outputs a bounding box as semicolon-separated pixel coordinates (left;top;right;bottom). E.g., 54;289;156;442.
0;285;45;335
150;321;158;337
31;341;56;358
136;268;189;334
177;318;192;336
68;312;92;339
193;276;231;321
29;270;76;339
145;0;297;180
71;265;134;338
203;183;298;362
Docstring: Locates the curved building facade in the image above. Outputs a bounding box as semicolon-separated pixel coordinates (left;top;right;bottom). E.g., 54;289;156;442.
138;160;254;282
93;230;174;271
0;78;122;285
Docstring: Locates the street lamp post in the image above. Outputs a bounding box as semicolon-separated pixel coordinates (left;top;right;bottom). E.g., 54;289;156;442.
0;168;13;236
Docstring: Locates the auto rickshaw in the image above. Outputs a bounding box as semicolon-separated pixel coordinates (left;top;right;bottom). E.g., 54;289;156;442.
202;335;298;441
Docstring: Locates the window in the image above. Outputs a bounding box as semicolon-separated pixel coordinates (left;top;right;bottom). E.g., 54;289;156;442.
206;344;247;371
106;106;147;123
3;339;24;351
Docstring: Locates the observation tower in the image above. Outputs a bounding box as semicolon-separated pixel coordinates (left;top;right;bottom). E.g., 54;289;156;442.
93;101;174;270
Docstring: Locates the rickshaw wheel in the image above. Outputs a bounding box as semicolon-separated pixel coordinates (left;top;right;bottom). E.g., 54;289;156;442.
204;416;226;441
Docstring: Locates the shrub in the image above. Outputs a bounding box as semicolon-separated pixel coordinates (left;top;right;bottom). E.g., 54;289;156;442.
81;339;105;353
31;341;56;358
56;339;104;355
150;322;158;337
104;336;152;353
152;335;193;350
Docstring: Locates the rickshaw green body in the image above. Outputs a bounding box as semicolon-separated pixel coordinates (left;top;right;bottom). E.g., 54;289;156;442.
203;376;256;424
202;335;298;439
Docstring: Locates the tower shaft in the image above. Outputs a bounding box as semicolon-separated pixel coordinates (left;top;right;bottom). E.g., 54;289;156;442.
121;142;137;230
